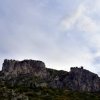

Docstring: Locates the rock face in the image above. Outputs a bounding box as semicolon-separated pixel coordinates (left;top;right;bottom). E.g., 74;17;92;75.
2;59;47;78
65;67;100;92
1;59;100;92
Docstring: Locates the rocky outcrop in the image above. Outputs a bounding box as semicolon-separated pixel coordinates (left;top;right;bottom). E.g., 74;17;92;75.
2;59;47;78
64;67;100;92
0;59;100;92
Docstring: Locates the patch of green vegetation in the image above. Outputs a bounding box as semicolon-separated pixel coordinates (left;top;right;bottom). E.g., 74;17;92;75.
0;83;100;100
0;87;100;100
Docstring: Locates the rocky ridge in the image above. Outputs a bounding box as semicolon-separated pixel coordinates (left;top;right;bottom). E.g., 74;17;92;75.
0;59;100;92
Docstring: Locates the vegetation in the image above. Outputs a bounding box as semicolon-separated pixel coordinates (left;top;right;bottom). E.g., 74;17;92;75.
1;60;100;100
0;85;100;100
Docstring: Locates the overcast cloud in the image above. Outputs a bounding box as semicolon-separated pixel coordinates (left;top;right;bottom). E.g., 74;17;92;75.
0;0;100;75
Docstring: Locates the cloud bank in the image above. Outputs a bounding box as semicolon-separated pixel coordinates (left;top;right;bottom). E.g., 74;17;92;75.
0;0;100;75
60;0;100;73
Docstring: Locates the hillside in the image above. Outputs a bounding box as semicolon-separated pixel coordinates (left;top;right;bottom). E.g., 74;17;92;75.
0;59;100;100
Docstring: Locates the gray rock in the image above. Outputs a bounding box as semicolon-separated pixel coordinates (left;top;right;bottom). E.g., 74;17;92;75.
64;67;100;92
1;59;100;92
2;59;47;78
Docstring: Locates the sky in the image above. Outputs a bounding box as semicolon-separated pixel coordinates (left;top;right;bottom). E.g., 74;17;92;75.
0;0;100;75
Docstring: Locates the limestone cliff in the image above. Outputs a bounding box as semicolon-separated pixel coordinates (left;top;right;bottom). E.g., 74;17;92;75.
0;59;100;92
2;59;47;78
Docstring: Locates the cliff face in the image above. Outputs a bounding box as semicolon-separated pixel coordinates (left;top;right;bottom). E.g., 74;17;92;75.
2;59;47;78
66;67;100;91
1;59;100;92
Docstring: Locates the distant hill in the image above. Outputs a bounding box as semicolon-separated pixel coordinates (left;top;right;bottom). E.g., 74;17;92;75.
0;59;100;100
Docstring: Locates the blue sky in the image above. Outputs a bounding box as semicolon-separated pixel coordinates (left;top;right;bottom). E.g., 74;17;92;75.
0;0;100;75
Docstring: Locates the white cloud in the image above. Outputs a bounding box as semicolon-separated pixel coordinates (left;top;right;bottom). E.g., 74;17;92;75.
78;16;98;33
60;2;99;33
59;0;100;73
60;4;86;31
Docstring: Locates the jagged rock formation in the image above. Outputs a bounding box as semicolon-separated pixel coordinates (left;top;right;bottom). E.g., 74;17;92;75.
0;59;100;92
